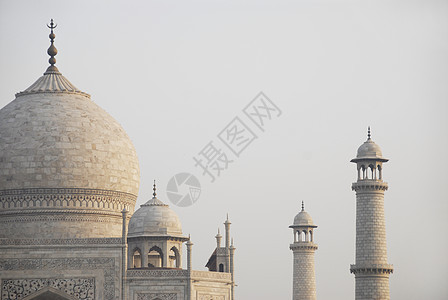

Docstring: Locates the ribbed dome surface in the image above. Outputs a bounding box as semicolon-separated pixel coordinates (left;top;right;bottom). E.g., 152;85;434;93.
128;197;183;238
16;70;88;97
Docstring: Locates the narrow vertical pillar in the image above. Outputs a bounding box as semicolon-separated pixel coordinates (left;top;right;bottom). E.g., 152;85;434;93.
186;237;193;300
224;214;231;273
230;239;236;300
121;208;128;300
186;236;193;271
216;228;222;248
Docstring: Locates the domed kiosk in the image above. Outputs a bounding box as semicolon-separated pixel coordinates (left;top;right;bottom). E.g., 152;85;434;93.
127;182;188;269
0;20;139;239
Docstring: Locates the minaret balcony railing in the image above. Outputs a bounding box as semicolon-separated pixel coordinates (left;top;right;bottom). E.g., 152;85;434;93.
352;180;388;192
290;242;318;251
350;263;394;275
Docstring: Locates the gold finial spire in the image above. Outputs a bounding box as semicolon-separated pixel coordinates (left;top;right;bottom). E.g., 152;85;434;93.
45;19;59;74
301;201;305;211
368;126;371;140
152;180;157;198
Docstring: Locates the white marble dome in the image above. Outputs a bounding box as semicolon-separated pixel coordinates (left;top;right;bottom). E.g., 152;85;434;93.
355;138;384;160
0;53;140;238
128;196;183;238
352;129;388;162
0;72;139;194
293;210;315;226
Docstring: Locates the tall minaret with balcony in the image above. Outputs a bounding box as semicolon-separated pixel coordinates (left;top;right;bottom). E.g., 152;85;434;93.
350;128;393;299
290;202;318;300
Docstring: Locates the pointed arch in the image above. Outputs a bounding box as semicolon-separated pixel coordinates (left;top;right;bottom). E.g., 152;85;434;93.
132;247;142;268
169;246;180;268
23;287;77;300
148;246;163;268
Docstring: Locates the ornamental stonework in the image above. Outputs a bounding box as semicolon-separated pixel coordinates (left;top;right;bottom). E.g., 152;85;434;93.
0;188;137;212
0;258;115;299
1;278;95;300
136;293;176;300
127;269;188;278
0;238;122;246
198;295;225;300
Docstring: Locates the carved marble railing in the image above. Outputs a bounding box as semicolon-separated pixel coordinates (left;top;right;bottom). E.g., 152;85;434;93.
127;269;189;278
191;270;232;281
126;269;232;282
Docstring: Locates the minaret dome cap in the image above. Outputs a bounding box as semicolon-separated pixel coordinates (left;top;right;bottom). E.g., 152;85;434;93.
290;202;317;228
351;127;388;163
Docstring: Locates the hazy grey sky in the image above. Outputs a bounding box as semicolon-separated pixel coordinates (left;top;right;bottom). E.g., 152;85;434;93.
1;0;447;299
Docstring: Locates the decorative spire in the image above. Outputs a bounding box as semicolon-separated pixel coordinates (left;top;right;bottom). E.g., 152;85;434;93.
225;213;231;224
187;234;193;245
152;180;157;198
45;19;59;74
301;201;305;211
367;126;371;140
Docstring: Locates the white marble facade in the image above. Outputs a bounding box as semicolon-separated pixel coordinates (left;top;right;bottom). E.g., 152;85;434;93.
0;23;234;300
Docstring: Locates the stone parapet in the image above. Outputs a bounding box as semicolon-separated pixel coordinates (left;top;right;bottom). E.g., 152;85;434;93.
126;269;231;282
127;269;189;279
191;270;232;282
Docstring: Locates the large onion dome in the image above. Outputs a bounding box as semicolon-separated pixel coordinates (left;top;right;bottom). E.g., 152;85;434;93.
0;20;140;239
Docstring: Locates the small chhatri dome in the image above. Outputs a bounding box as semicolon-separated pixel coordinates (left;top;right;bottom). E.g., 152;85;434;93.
351;127;388;162
292;202;316;227
128;182;184;238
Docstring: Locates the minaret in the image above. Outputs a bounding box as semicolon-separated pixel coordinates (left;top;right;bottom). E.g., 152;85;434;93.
289;202;318;300
350;128;393;299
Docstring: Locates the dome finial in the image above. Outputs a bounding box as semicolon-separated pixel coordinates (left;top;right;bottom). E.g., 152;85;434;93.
153;180;157;198
45;19;59;74
368;126;371;140
301;201;305;211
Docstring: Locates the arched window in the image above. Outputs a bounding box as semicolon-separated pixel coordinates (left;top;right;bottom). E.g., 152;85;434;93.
369;164;375;180
148;246;163;268
301;231;306;242
378;165;382;180
132;248;142;268
219;263;224;272
169;246;180;268
309;230;313;242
